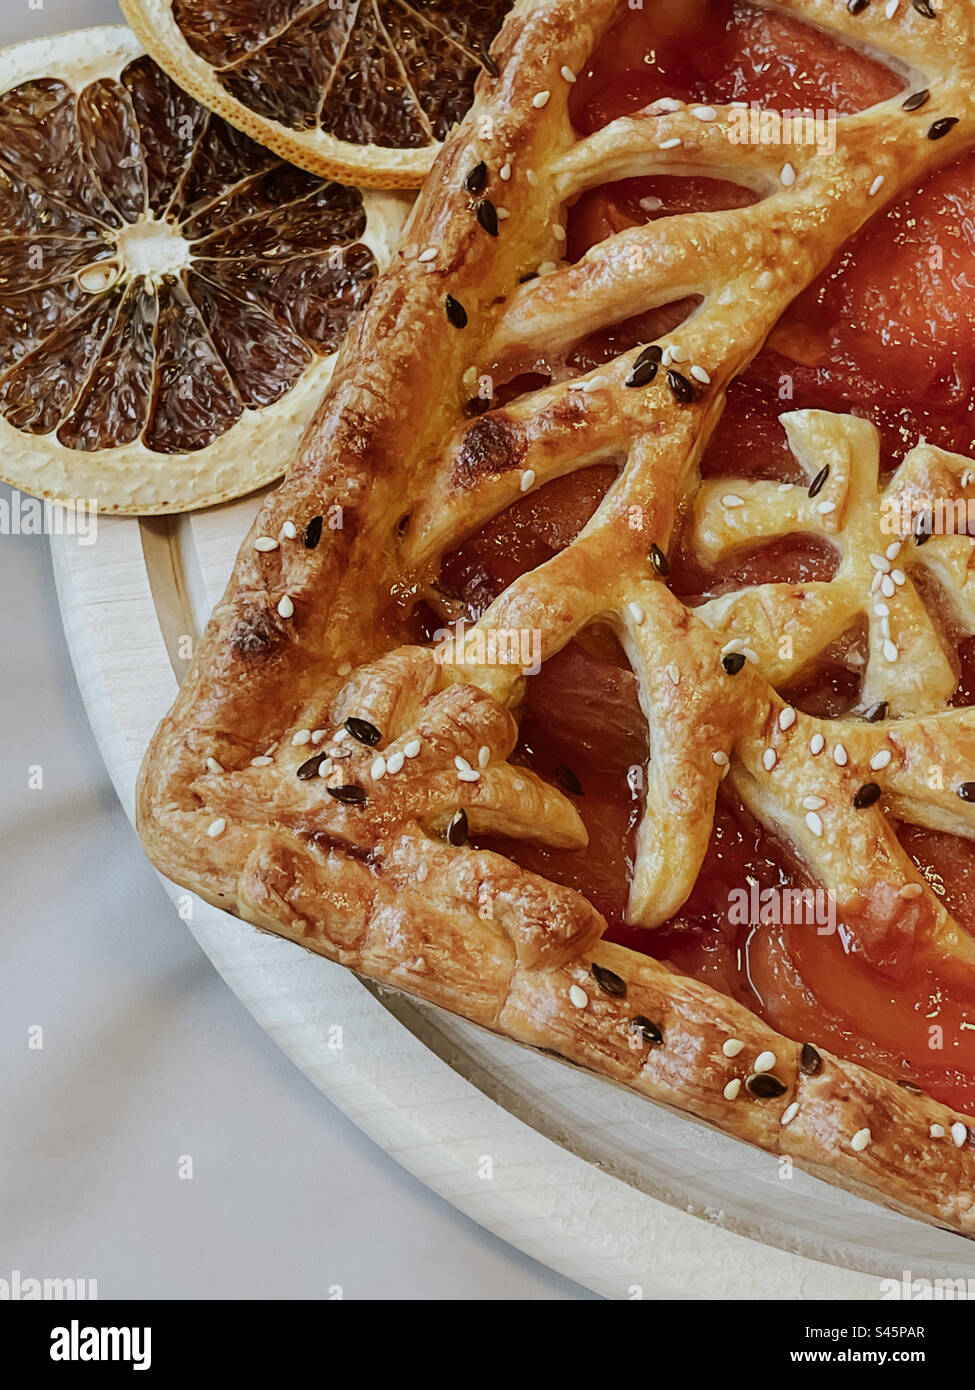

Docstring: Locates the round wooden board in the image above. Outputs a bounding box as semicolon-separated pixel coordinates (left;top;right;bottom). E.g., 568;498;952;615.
51;507;975;1299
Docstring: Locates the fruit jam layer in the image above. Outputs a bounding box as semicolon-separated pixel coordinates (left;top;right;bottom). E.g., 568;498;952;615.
447;0;975;1110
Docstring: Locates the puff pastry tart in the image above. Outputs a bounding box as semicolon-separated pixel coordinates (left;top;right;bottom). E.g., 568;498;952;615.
139;0;975;1234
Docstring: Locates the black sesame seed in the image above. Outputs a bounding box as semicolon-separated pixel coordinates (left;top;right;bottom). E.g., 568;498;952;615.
799;1042;822;1075
957;782;975;802
928;116;959;140
554;763;583;795
629;1015;663;1045
446;294;468;328
327;784;366;805
853;782;882;809
911;0;936;17
591;962;627;997
480;52;500;78
650;542;671;578
626;356;659;388
847;0;869;12
723;652;747;675
446;807;469;846
465;160;488;194
303;514;324;549
862;700;888;723
519;270;538;283
344;716;382;747
477;199;499;236
297;752;328;780
897;1078;923;1095
913;509;933;544
746;1073;788;1099
667;368;696;403
902;89;930;112
396;513;410;537
808;464;829;498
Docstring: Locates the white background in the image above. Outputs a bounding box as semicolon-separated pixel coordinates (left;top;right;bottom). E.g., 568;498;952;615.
0;0;586;1299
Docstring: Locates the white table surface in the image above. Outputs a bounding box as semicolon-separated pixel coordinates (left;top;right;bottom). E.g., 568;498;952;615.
0;0;588;1300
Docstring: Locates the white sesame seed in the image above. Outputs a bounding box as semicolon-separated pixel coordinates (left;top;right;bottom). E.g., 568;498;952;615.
723;1039;745;1057
499;162;511;180
418;247;437;262
930;1123;945;1139
455;755;473;774
833;743;848;767
337;662;352;676
805;811;824;837
254;536;279;552
569;984;589;1009
851;1128;871;1152
777;483;792;492
781;1102;799;1126
520;469;535;492
251;755;272;767
763;748;777;771
552;224;566;242
886;541;901;560
870;570;883;594
205;756;223;774
692;105;717;121
869;553;890;572
651;97;682;113
639;195;663;213
627;601;645;626
207;818;226;838
371;756;386;780
869;174;885;197
526;169;538;186
880;575;896;598
532;89;551;108
334;728;349;743
712;750;729;767
404;739;421;759
560;64;576;83
779;706;796;731
891;569;906;586
668;663;681;686
723;1078;742;1100
743;647;759;664
478;745;491;769
667;344;686;362
496;207;510;220
870;749;892;771
722;638;744;653
309;729;326;745
817;500;836;515
661;346;673;366
780;162;796;187
754;1050;776;1073
458;769;481;783
883;638;899;663
317;758;332;778
690;364;710;384
803;796;826;811
416;861;428;883
280;520;298;540
277;595;294;619
386;751;405;774
875;603;890;618
658;137;682;150
952;1121;968;1147
292;729;311;746
900;883;923;900
722;494;745;509
810;733;825;755
885;0;899;16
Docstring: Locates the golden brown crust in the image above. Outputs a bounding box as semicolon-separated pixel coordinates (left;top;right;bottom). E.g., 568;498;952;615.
139;0;975;1233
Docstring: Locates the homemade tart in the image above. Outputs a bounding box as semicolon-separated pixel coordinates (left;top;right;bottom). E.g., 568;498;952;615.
139;0;975;1234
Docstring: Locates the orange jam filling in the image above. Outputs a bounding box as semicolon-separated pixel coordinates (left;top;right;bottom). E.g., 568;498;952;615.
443;0;975;1110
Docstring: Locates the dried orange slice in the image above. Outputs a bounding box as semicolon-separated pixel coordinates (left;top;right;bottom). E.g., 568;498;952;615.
0;26;410;513
119;0;511;188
